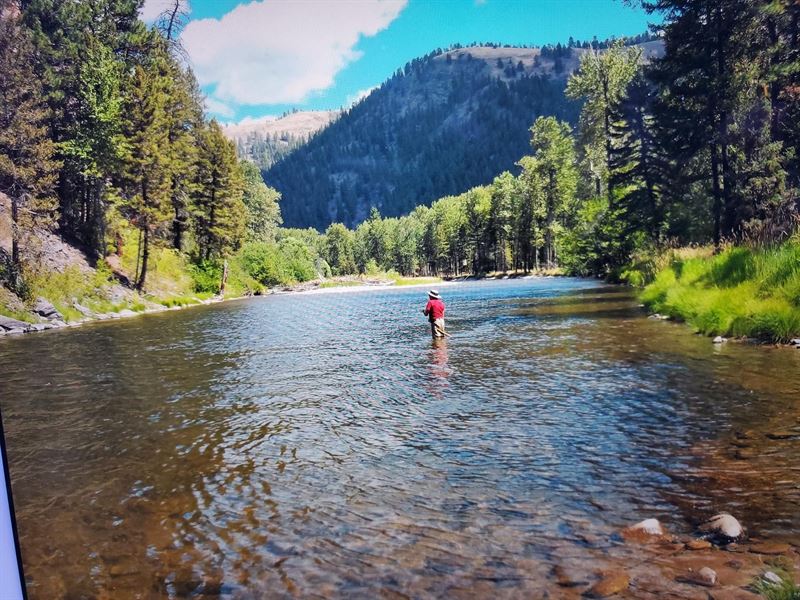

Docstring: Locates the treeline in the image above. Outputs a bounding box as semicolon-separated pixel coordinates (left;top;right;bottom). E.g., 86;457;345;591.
0;0;282;293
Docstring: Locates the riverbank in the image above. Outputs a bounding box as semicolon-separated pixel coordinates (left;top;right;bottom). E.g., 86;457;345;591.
0;273;447;337
621;240;800;346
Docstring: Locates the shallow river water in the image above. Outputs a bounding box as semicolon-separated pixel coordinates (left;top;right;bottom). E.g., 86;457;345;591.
1;278;799;598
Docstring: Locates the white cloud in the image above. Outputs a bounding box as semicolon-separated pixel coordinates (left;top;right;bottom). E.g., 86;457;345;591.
204;97;235;119
140;0;190;23
181;0;407;106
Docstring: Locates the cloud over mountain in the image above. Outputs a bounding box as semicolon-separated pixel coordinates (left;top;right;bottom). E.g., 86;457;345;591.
181;0;407;109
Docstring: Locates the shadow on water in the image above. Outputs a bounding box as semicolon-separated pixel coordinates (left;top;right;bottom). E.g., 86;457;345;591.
0;277;799;597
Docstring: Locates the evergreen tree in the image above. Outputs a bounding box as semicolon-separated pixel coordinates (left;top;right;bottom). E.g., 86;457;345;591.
608;72;667;240
566;39;641;202
118;47;172;289
0;3;59;290
192;120;246;261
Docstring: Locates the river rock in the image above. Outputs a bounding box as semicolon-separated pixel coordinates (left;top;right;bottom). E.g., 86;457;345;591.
708;589;762;600
587;570;630;597
32;297;62;320
698;513;744;543
790;338;800;347
686;539;713;550
72;302;94;317
622;518;665;542
762;571;783;585
552;565;588;588
0;315;30;331
118;309;137;318
749;542;791;555
766;430;798;440
713;336;727;344
680;566;717;587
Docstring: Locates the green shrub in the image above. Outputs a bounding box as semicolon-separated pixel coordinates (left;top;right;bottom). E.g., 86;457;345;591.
190;260;224;293
238;242;291;286
637;241;800;342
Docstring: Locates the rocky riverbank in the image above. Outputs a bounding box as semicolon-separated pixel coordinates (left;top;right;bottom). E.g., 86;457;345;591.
568;513;799;599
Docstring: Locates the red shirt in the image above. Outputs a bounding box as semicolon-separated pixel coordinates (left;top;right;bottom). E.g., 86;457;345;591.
424;298;445;321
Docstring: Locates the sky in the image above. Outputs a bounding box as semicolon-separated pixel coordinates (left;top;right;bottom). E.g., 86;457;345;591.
140;0;659;124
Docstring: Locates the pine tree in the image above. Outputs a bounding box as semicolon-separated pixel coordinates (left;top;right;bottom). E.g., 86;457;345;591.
58;34;125;255
0;4;59;290
192;120;246;261
118;48;172;290
566;40;641;202
163;59;203;251
608;72;668;240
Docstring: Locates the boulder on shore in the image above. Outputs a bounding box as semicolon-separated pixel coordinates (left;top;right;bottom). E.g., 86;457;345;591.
0;315;30;332
698;513;744;543
33;297;62;321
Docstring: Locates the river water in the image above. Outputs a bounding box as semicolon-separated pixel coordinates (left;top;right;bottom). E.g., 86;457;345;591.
1;278;799;598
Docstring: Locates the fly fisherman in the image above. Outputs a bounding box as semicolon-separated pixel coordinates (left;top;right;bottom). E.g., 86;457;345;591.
422;289;446;338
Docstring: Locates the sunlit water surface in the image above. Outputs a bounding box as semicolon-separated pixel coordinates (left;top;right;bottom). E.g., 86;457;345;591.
1;278;799;598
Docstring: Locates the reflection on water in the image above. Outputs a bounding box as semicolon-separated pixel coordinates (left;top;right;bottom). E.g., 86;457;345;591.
1;278;799;598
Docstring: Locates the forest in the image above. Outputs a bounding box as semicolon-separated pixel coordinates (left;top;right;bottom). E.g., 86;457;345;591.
1;0;799;341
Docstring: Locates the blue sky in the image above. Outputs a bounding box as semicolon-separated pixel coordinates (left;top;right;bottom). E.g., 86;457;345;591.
142;0;658;123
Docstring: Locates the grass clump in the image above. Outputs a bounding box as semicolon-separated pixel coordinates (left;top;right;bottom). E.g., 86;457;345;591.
753;569;800;600
633;238;800;342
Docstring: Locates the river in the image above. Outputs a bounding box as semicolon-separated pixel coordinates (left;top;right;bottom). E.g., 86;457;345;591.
1;278;799;598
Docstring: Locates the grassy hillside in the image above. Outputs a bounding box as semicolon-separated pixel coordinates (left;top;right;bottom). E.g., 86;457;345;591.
623;241;800;343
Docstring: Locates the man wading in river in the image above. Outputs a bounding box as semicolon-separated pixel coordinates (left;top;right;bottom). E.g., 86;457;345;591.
422;290;446;338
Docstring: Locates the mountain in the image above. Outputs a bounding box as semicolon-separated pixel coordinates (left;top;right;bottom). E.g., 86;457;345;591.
263;39;663;231
224;109;341;170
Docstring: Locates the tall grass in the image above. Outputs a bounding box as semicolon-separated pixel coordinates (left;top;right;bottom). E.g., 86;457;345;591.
628;238;800;342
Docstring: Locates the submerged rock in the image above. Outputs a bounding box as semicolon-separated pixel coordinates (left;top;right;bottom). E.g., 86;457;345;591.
33;297;62;321
587;570;630;597
679;566;718;587
698;513;744;543
749;542;791;555
686;539;713;550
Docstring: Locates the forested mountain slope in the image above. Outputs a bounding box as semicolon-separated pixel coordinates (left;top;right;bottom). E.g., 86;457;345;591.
265;40;663;230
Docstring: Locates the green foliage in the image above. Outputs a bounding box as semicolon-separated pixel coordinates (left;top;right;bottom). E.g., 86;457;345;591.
192;120;247;261
241;161;282;244
189;260;224;294
637;240;800;342
0;9;59;288
752;569;800;600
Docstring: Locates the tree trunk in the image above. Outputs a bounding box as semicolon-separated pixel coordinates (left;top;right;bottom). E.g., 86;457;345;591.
10;193;19;268
602;75;613;205
138;225;150;290
710;141;722;249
